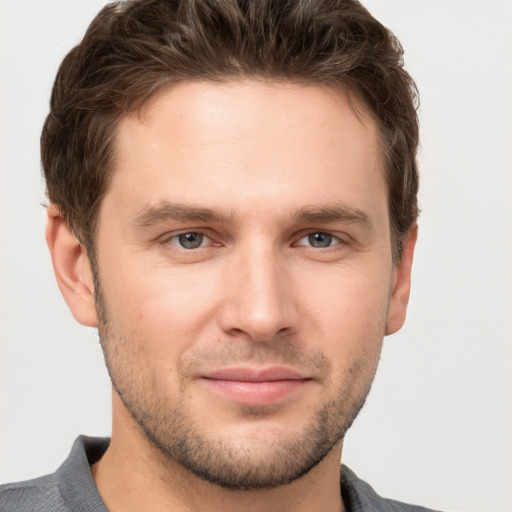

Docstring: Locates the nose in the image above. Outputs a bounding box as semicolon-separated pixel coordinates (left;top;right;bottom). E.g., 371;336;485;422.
218;245;300;342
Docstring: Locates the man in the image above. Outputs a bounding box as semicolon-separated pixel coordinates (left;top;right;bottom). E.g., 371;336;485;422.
0;0;436;510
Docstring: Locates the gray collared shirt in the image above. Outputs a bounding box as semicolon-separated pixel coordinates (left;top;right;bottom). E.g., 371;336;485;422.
0;436;442;511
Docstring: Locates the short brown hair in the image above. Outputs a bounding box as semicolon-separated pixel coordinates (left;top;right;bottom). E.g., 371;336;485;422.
41;0;419;259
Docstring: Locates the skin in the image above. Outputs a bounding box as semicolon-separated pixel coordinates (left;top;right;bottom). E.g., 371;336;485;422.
46;81;416;512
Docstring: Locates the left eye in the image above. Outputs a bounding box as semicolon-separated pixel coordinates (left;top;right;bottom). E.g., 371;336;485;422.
297;232;338;248
172;232;207;249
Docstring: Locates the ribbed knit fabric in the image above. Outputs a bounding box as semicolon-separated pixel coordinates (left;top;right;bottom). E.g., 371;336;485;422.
0;437;442;511
339;465;441;512
0;437;107;512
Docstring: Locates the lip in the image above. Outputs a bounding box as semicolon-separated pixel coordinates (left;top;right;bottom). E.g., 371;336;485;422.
201;367;311;406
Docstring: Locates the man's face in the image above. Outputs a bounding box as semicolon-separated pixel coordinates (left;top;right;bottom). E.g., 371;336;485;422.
92;81;407;489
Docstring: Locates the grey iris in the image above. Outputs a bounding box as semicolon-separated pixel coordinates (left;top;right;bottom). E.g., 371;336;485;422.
179;232;204;249
308;233;333;248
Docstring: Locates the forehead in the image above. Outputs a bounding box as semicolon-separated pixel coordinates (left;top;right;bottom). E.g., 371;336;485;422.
107;80;386;224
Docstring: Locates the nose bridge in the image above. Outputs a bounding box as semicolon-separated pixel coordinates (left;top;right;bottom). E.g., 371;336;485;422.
220;240;297;341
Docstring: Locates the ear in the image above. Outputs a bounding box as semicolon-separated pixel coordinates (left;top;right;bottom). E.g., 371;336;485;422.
45;204;98;327
385;226;418;335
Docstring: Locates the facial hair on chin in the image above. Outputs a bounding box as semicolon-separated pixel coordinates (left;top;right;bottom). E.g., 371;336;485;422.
93;273;382;490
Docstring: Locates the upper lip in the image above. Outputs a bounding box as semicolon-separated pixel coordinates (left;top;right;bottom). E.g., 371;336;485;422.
202;367;308;382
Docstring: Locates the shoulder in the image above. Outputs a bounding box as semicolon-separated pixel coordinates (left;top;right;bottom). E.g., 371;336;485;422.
0;473;67;512
341;465;443;512
0;436;109;512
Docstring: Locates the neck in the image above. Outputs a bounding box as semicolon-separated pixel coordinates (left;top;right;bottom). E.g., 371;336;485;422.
91;396;346;512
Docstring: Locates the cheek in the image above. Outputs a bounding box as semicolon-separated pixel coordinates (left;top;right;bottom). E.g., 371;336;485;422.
99;255;224;358
299;261;391;364
301;256;392;320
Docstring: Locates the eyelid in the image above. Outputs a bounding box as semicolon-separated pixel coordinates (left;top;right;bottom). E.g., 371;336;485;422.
158;228;348;249
160;230;215;248
293;230;346;247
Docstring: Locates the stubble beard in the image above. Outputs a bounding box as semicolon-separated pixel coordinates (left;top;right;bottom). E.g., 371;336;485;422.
93;273;382;490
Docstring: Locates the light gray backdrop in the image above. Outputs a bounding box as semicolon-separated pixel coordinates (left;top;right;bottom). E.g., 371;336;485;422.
0;1;511;511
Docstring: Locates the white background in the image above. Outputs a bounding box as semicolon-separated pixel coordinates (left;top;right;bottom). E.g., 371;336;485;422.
0;1;511;510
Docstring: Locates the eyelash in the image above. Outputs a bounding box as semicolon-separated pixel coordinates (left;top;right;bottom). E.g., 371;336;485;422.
161;230;345;251
294;232;343;249
163;231;216;250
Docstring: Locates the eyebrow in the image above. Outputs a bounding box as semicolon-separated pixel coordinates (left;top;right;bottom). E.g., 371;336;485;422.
131;201;233;226
131;201;370;227
291;204;370;225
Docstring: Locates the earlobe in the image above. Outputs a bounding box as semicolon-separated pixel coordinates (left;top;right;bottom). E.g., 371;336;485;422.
45;204;99;327
385;226;418;335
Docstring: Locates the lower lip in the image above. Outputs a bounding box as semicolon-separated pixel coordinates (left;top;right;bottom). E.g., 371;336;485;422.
202;378;309;406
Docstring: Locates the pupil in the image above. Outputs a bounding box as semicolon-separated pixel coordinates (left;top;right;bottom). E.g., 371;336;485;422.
179;232;203;249
308;233;332;248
